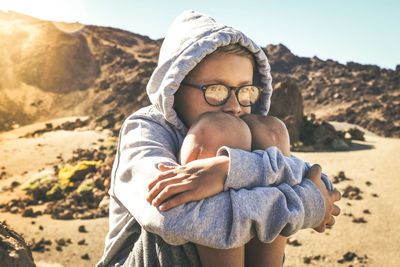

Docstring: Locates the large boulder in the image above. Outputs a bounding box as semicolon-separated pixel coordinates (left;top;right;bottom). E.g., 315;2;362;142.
268;77;304;143
0;222;36;267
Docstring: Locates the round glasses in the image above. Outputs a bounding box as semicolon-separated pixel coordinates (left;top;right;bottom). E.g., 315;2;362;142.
181;82;262;107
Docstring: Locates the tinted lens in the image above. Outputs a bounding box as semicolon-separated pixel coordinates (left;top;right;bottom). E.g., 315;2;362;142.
204;84;229;105
237;86;260;106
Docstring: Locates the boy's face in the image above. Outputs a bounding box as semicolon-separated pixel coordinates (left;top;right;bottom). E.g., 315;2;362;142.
174;52;254;127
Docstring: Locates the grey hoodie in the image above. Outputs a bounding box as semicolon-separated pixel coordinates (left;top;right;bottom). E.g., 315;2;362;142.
97;10;333;267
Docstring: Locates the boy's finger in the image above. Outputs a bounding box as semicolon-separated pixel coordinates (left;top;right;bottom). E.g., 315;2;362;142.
305;164;322;180
159;191;193;211
152;183;190;207
331;189;342;201
326;216;335;227
332;204;341;216
147;177;185;202
148;170;176;191
314;224;325;233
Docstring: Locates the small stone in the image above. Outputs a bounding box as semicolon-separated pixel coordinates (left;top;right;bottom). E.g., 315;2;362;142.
363;209;371;214
343;251;357;261
372;193;378;197
81;253;90;260
11;181;20;188
39;225;44;230
365;181;372;186
313;255;321;260
76;211;94;220
78;225;87;233
56;238;66;246
287;238;302;246
56;246;62;251
333;93;341;99
303;256;312;264
352;217;367;223
10;206;19;213
56;209;74;220
342;186;362;200
347;127;365;141
22;208;36;218
34;211;42;216
78;239;86;245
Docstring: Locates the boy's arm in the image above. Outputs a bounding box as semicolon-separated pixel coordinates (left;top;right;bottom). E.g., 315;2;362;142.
218;146;334;191
113;117;326;248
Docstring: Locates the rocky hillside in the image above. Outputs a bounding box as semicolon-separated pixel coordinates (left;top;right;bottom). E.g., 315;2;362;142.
0;11;158;133
1;10;399;138
264;44;400;137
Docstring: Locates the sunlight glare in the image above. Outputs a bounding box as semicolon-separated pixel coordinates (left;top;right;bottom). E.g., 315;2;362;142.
0;0;86;33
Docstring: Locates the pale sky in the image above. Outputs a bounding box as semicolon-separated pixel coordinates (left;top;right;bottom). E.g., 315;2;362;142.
1;0;399;69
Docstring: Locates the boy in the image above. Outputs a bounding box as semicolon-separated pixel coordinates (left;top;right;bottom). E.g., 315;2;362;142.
97;10;340;267
145;44;340;266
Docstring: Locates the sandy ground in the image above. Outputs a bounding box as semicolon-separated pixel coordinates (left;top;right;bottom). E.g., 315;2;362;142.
0;117;110;266
1;119;400;266
285;123;400;266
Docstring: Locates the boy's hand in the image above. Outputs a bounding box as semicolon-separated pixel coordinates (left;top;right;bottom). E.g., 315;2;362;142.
146;156;229;211
306;164;341;232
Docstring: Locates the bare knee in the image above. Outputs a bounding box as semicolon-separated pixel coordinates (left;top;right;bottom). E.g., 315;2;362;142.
241;114;290;156
180;112;252;164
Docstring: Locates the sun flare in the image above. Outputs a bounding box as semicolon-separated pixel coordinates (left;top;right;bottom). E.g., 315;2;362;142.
0;0;84;32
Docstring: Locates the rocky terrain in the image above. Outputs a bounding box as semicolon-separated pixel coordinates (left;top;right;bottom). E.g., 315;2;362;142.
264;44;400;137
0;10;158;135
0;146;114;221
1;10;400;266
0;221;35;267
1;10;399;141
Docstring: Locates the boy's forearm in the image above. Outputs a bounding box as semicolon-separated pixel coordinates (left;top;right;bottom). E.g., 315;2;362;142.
218;146;309;190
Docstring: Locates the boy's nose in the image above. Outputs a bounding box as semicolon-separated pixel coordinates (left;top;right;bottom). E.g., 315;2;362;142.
222;91;242;116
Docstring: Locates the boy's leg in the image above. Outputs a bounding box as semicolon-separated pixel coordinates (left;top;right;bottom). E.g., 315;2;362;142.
179;111;251;165
179;112;251;267
241;114;290;267
240;114;290;155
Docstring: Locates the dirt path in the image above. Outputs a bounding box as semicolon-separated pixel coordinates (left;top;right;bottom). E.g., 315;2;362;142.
285;127;400;266
1;120;399;266
0;118;111;266
1;213;108;267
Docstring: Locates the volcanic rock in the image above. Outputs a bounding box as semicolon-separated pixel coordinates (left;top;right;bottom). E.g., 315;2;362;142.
265;43;400;138
342;186;363;200
269;77;304;143
0;222;36;267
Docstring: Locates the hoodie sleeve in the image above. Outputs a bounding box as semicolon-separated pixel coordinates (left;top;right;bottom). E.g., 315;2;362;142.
217;146;334;191
112;117;325;249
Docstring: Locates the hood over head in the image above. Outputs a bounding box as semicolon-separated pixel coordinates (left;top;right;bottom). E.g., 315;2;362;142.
146;10;273;133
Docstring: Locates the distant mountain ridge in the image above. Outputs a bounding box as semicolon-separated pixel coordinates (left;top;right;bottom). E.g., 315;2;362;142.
264;44;400;137
0;10;159;132
0;10;399;137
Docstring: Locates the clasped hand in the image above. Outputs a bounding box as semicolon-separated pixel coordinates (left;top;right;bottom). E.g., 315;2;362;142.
306;165;342;232
147;158;341;233
146;156;229;211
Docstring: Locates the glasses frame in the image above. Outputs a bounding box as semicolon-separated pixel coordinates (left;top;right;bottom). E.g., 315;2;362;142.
181;82;262;107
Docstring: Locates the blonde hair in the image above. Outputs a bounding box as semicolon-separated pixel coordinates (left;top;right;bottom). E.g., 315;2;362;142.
210;44;256;69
